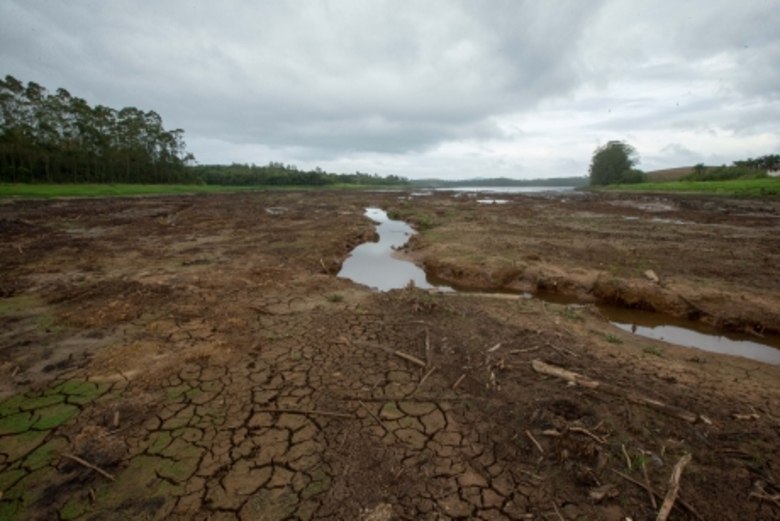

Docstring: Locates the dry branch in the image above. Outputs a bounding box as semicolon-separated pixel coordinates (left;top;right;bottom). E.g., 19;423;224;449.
361;341;426;368
657;453;692;521
531;359;698;423
452;373;467;389
612;468;702;521
525;430;544;454
61;453;115;481
254;408;354;419
424;328;432;367
531;359;599;389
569;426;606;444
417;366;437;390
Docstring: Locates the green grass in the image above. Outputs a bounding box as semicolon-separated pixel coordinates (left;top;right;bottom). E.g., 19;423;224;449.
0;183;410;199
596;178;780;196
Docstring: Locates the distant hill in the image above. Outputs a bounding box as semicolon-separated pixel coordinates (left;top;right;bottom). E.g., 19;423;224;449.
411;176;588;188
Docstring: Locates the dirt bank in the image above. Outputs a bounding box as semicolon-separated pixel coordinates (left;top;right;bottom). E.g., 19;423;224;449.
1;190;779;520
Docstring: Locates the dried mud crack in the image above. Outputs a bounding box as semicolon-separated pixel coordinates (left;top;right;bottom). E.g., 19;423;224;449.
1;191;780;520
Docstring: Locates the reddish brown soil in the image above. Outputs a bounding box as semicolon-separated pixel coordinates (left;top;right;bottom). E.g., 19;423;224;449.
1;190;779;521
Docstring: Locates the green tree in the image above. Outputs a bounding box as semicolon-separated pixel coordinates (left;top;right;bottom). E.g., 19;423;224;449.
588;140;641;186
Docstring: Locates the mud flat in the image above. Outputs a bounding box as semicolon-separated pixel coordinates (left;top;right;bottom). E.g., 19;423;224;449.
1;190;780;520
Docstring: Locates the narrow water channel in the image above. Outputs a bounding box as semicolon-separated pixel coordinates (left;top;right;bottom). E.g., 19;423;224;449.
337;208;450;292
338;208;780;365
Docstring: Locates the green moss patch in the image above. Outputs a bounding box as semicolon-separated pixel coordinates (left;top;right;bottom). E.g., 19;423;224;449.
19;394;64;411
0;412;36;436
1;430;49;462
23;437;67;471
32;404;79;430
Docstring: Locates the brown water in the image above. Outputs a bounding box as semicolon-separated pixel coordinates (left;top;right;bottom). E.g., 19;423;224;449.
337;208;451;292
602;305;780;365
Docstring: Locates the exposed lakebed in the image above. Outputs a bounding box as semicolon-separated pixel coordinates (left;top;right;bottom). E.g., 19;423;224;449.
340;207;780;365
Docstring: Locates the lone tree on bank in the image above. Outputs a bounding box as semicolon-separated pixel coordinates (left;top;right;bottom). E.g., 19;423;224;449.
589;140;643;185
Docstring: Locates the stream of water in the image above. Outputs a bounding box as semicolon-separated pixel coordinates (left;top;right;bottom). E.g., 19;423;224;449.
337;207;780;365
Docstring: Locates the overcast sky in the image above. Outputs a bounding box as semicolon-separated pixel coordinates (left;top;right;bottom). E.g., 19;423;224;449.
1;1;778;179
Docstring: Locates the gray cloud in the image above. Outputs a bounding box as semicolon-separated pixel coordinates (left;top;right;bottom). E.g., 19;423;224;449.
1;0;778;178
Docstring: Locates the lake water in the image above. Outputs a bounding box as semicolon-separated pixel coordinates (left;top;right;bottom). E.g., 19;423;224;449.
435;186;577;194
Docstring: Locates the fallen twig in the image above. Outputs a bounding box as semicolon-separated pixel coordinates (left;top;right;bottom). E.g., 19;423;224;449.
525;430;544;455
452;373;466;389
393;349;426;368
424;328;432;367
749;490;780;507
531;359;698;423
509;346;540;354
61;453;115;481
657;453;692;521
11;365;20;378
733;412;760;421
487;342;502;353
415;366;437;394
569;426;606;444
611;468;702;521
551;501;564;521
642;461;658;509
622;444;632;470
254;408;354;419
319;257;329;274
531;359;599;389
362;341;426;368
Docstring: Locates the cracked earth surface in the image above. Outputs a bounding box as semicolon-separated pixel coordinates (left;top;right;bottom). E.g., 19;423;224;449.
1;191;780;520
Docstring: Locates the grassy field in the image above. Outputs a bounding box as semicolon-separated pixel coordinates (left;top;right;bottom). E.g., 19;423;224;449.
0;183;407;198
598;177;780;196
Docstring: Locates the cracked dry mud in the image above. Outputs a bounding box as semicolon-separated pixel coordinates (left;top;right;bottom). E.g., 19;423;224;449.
1;191;780;520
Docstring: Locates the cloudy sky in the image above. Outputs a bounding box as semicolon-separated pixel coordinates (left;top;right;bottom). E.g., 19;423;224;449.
1;1;778;179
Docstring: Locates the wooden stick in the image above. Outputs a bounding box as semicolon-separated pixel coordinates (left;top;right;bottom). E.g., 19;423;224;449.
254;408;354;419
424;328;432;367
569;426;606;444
531;359;599;389
319;257;329;274
642;461;658;509
611;469;702;521
417;366;437;390
487;342;502;353
622;444;632;470
452;373;466;389
393;349;426;368
525;430;544;454
657;454;692;521
551;501;565;521
61;453;115;481
510;346;539;354
531;360;698;423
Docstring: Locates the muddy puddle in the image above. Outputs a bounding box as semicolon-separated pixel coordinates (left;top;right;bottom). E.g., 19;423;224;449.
338;208;451;292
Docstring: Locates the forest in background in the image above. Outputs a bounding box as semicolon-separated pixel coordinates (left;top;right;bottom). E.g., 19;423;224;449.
0;76;408;187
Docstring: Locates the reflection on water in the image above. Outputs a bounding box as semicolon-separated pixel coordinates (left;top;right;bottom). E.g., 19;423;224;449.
338;208;451;292
603;306;780;365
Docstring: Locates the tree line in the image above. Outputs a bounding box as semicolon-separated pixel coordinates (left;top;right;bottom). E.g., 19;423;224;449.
0;76;409;187
190;163;409;186
589;140;779;186
0;75;194;184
